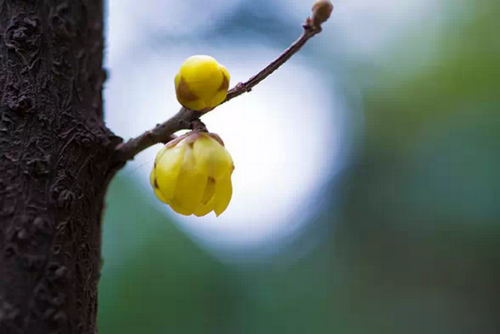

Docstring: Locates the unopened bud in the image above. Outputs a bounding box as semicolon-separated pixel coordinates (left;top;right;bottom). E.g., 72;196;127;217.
175;55;230;111
311;0;333;26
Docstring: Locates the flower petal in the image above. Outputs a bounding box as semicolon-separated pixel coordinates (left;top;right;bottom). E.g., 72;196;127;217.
202;177;216;204
153;187;169;204
193;178;216;217
155;141;186;201
150;168;156;188
194;197;216;217
208;65;230;108
154;145;169;164
214;174;233;217
192;135;233;180
174;71;181;93
150;166;171;204
171;145;208;214
209;89;228;110
169;198;197;216
220;65;230;88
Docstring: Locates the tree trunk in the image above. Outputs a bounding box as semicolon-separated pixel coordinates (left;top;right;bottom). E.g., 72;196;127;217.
0;1;121;333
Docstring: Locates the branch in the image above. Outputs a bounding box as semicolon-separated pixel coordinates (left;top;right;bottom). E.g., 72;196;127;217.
116;1;333;162
223;24;322;104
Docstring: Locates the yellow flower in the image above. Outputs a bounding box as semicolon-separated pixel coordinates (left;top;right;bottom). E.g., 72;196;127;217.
150;132;234;217
175;55;230;111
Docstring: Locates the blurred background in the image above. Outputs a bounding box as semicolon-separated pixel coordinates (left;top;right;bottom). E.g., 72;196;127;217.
99;0;500;333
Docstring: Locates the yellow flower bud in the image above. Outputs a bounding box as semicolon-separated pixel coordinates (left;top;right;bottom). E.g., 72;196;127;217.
150;132;234;217
175;55;230;111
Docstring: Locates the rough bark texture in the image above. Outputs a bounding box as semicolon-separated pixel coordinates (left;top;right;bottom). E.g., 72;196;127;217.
0;1;121;333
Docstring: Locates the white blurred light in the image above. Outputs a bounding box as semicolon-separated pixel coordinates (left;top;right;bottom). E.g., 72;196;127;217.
107;0;242;43
105;43;346;253
105;0;355;256
106;0;243;68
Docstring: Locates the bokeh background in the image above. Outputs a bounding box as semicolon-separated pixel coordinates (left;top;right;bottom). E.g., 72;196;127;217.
99;0;500;333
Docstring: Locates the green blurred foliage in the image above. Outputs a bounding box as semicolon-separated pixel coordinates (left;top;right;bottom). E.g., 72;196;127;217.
99;178;240;334
100;1;500;333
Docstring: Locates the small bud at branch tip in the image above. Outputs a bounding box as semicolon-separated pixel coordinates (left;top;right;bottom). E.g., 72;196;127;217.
311;0;333;26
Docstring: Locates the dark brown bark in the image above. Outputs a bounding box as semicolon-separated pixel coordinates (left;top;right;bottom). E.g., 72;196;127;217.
0;1;121;333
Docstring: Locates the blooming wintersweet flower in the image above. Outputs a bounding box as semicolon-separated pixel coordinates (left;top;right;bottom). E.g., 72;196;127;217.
175;55;230;111
150;132;234;217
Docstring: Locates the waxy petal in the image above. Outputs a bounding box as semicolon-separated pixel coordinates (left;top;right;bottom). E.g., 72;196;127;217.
170;146;207;214
155;141;186;201
192;135;233;180
214;175;233;217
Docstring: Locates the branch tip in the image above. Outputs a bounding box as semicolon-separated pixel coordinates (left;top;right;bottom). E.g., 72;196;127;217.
311;0;334;27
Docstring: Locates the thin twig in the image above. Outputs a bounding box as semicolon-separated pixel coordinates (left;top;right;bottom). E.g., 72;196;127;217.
116;17;327;162
223;24;322;104
114;108;197;161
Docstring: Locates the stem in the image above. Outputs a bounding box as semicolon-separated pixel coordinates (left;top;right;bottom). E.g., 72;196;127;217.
224;24;321;104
